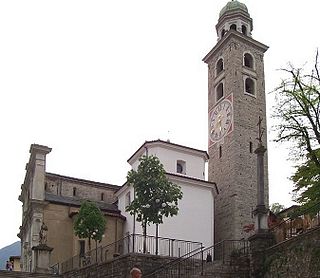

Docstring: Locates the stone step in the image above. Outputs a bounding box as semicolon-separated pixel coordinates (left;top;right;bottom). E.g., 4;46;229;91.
0;270;61;278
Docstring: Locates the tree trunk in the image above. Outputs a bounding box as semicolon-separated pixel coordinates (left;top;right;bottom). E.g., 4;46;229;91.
143;221;147;253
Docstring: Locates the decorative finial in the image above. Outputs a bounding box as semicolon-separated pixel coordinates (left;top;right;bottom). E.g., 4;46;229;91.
167;130;171;143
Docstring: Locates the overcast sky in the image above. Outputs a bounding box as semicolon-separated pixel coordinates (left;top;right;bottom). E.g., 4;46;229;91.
0;0;319;249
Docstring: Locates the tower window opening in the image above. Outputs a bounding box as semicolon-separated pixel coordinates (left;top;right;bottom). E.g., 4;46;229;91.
216;58;224;75
101;193;104;201
230;24;237;31
244;53;254;69
219;146;222;158
241;25;247;35
73;187;77;197
249;141;253;153
177;160;186;174
221;29;226;38
216;83;224;101
245;78;255;95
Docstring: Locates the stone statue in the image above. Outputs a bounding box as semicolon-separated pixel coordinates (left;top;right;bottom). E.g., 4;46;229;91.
39;222;48;245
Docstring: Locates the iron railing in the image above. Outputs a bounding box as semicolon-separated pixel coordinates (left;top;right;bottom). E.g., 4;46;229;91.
50;263;59;275
270;203;320;244
144;239;249;277
59;233;202;274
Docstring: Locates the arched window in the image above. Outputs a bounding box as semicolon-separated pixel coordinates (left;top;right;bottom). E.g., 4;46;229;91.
244;53;254;69
245;78;255;95
230;24;237;31
241;25;247;35
216;58;224;75
216;83;224;101
221;29;226;38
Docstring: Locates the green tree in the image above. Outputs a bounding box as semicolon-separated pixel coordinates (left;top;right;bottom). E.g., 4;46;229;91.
74;200;106;251
270;203;285;214
126;155;183;249
273;51;320;213
291;149;320;214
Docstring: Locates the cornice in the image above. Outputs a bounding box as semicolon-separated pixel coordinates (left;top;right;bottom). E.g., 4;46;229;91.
127;139;209;165
166;172;219;196
203;30;268;64
46;172;120;191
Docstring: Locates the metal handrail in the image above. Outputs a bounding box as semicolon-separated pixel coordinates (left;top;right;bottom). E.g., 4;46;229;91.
144;239;249;277
144;245;204;277
269;202;320;243
59;233;202;274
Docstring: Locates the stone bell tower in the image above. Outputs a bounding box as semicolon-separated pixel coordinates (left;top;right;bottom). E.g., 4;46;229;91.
203;0;269;243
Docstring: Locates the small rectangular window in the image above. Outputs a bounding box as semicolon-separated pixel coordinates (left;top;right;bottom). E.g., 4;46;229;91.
249;141;253;153
73;187;77;197
176;160;186;175
219;146;222;158
125;192;131;207
101;193;104;201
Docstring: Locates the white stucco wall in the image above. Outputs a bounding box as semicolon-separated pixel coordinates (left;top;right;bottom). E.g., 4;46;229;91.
117;178;215;250
119;141;214;253
130;145;206;180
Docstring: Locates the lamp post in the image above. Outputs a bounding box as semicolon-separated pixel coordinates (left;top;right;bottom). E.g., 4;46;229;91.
154;198;167;255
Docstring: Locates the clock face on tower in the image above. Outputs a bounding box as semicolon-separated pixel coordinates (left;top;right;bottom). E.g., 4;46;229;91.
209;98;233;143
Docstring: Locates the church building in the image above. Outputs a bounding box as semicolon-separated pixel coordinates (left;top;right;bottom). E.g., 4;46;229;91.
17;0;269;272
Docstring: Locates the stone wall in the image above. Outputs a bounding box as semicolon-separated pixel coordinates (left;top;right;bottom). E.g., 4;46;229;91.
62;253;174;278
263;226;320;278
0;270;60;278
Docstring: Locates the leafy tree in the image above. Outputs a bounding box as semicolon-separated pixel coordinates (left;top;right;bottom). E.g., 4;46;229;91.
126;155;183;244
291;149;320;215
74;200;106;251
273;51;320;212
269;203;285;214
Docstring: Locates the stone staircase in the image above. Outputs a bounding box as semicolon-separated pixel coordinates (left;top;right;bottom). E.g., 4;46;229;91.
148;258;250;278
199;259;249;277
0;270;61;278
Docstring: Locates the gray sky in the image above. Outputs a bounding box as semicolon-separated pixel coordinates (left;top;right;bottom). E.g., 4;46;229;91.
0;0;319;249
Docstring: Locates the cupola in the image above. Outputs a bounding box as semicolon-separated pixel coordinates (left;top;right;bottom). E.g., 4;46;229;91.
216;0;253;41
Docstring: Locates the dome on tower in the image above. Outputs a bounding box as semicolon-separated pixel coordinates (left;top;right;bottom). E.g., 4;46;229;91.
219;0;249;18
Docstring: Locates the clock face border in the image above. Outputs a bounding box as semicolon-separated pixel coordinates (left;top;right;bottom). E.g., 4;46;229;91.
208;95;233;146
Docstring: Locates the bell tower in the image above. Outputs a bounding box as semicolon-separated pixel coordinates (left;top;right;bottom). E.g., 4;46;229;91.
203;0;269;243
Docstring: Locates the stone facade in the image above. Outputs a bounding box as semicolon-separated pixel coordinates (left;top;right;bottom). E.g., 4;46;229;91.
263;226;320;278
204;2;269;243
18;144;125;272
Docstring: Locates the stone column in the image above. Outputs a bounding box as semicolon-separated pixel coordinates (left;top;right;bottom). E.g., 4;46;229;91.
253;143;268;233
249;138;274;277
29;144;52;201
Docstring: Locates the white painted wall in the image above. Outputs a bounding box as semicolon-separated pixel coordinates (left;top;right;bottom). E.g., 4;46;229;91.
117;177;215;250
118;141;214;253
130;145;206;180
